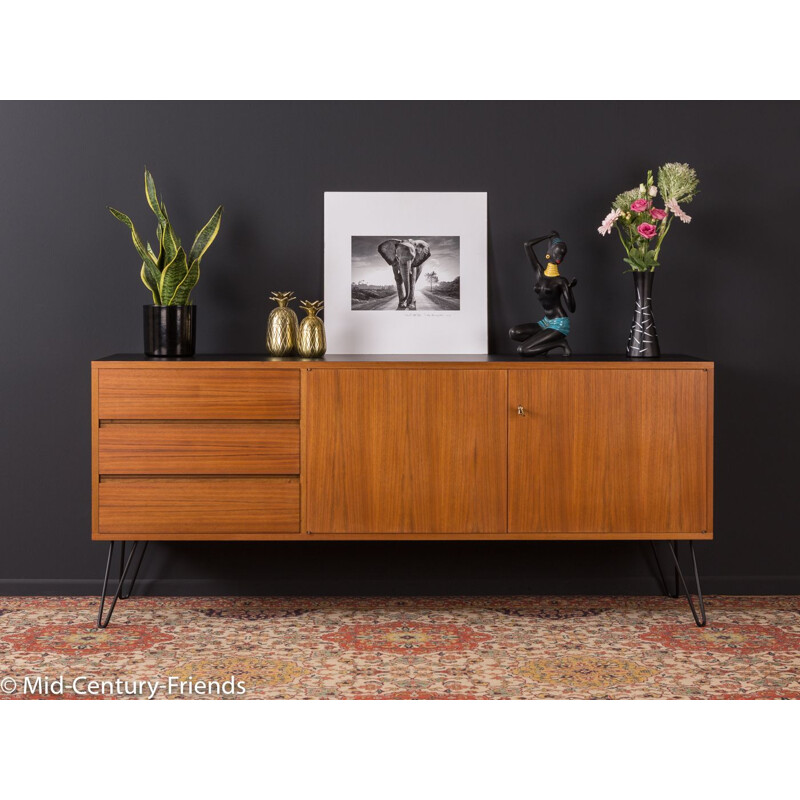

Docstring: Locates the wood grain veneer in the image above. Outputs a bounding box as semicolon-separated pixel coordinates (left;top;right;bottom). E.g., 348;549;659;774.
98;422;299;475
306;369;507;534
91;358;713;541
508;368;710;534
97;477;299;537
97;368;299;419
91;364;99;540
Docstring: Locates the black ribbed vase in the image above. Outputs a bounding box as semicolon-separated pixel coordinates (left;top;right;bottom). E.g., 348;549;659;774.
143;305;196;357
626;271;660;358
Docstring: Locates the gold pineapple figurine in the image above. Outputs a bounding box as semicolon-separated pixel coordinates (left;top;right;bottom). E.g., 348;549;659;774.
297;300;327;358
266;291;299;356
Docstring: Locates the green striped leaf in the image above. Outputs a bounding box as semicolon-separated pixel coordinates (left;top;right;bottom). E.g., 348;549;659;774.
141;241;163;301
144;169;167;228
109;207;159;272
112;173;220;306
171;258;200;306
161;203;180;248
162;220;179;266
140;262;160;304
159;247;189;305
156;224;166;270
143;251;162;300
189;205;223;265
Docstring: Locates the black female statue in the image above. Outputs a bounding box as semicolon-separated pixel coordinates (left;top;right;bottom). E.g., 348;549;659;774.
509;231;577;356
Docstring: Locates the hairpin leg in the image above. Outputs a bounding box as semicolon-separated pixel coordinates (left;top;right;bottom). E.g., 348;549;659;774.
96;541;148;629
119;542;148;600
649;540;707;627
649;541;674;597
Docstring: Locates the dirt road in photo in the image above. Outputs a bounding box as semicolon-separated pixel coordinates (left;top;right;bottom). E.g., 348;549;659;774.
353;289;459;311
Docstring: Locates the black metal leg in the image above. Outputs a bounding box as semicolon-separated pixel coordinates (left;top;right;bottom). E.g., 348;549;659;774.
667;541;707;627
119;542;148;600
649;541;707;627
96;541;147;629
649;542;672;597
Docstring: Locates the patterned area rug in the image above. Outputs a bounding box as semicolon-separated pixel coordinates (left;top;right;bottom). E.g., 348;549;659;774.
0;596;798;699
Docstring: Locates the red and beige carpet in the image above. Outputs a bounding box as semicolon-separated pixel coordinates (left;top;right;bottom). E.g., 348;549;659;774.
0;595;798;699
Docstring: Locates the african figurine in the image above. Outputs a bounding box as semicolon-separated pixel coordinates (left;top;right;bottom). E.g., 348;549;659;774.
509;231;577;357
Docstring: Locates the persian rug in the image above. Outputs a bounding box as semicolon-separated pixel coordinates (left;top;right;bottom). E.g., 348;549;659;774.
0;596;798;699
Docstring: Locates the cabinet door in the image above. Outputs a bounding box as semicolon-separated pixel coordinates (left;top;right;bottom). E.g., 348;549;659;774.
306;370;507;534
508;369;711;535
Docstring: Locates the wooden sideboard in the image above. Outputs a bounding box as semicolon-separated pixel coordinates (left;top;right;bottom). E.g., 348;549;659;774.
91;356;713;542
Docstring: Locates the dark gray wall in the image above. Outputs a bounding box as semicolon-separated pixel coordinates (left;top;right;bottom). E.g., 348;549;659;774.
1;101;797;594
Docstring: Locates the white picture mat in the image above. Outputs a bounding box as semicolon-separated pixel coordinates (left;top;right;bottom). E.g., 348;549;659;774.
324;192;487;354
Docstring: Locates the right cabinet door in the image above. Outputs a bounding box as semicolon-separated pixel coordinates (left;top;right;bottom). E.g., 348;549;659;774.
508;368;711;536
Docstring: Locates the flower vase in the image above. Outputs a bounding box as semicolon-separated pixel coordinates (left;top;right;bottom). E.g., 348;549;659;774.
626;271;660;358
297;300;327;358
266;291;298;356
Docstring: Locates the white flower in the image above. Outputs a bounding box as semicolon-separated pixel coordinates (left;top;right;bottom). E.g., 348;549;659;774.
648;185;658;197
639;183;646;194
666;198;692;223
597;208;622;236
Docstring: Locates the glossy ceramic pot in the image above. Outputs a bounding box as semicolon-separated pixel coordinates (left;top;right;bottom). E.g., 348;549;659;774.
144;305;196;357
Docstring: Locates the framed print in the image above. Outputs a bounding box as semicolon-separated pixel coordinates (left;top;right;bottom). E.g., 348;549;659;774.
324;192;487;354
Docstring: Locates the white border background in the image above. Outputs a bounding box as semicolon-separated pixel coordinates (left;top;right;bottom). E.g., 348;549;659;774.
324;192;488;354
5;1;797;791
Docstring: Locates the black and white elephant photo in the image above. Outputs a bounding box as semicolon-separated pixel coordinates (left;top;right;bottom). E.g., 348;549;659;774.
350;235;461;311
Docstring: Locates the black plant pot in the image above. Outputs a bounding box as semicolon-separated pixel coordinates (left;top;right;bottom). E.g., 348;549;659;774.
143;305;196;357
626;271;660;358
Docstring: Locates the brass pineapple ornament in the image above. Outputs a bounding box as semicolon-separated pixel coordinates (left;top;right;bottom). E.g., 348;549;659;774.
266;291;299;356
297;300;327;358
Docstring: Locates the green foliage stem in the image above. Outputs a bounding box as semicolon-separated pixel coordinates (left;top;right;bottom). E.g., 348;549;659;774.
109;169;222;306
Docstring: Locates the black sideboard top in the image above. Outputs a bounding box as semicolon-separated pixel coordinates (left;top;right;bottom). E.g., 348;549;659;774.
96;353;710;363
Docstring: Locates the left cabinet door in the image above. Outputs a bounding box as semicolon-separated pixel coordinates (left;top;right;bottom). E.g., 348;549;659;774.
306;369;507;534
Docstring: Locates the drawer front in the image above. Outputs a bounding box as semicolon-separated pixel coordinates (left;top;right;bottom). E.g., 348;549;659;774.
98;477;300;535
98;422;299;475
97;368;299;419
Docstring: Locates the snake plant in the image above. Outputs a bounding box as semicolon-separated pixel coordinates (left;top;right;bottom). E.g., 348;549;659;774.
109;169;223;305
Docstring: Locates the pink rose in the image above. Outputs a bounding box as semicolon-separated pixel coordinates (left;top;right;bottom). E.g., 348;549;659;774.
650;207;667;220
637;223;658;239
630;198;650;213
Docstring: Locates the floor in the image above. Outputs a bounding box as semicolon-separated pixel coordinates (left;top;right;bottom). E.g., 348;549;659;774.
0;595;798;699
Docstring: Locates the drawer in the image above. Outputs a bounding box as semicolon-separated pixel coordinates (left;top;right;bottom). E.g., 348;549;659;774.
97;368;299;419
98;477;300;536
98;422;299;475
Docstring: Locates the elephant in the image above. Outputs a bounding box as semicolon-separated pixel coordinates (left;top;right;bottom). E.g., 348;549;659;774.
377;238;431;310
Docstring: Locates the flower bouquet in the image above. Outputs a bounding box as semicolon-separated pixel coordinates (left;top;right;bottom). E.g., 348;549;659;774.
597;162;699;356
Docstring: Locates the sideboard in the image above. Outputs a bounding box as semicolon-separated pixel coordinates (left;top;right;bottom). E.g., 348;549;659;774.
91;355;713;625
